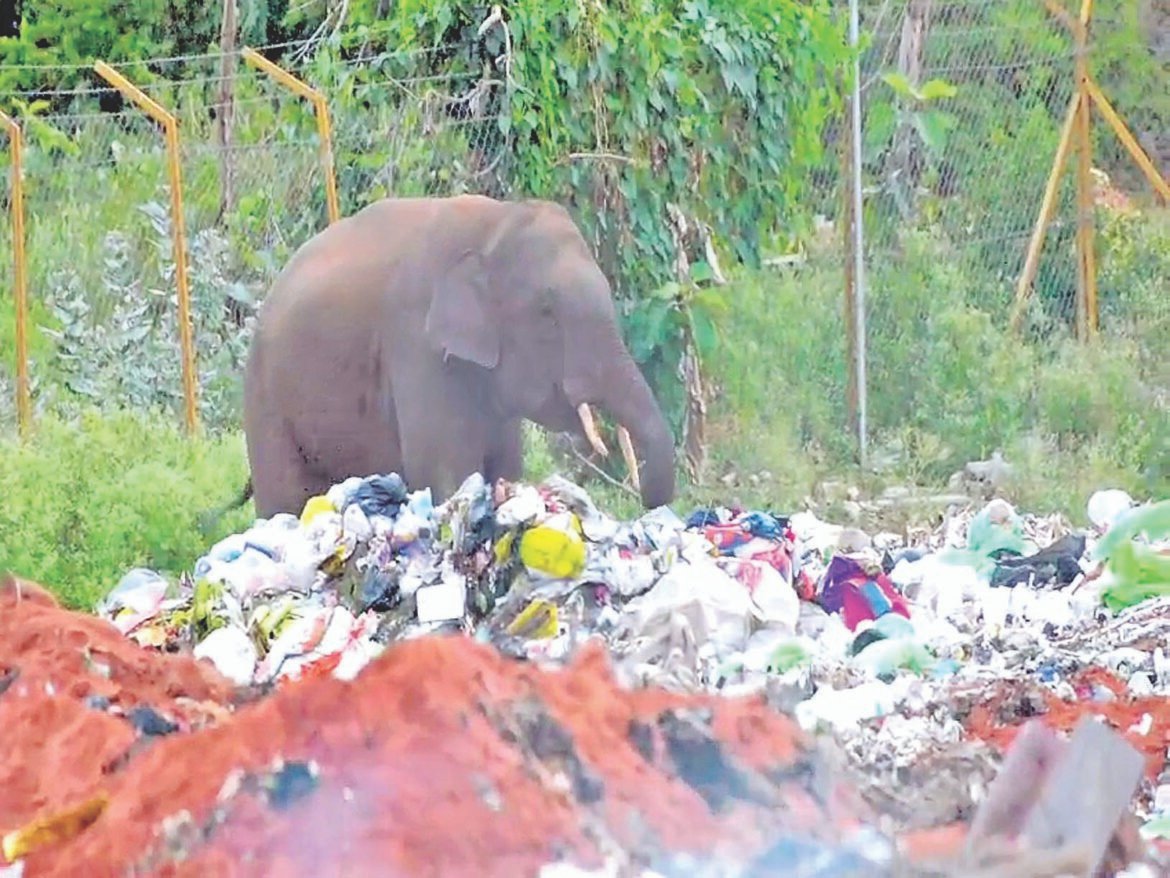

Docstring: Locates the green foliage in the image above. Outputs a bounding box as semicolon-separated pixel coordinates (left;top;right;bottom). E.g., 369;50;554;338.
28;202;255;432
1091;0;1170;192
704;216;1170;516
0;0;1166;606
0;0;290;95
0;410;251;610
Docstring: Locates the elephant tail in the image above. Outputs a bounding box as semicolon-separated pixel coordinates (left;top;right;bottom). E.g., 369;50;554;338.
196;475;255;538
232;475;255;509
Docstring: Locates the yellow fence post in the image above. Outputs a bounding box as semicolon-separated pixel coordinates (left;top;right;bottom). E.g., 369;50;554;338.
1085;77;1170;205
1072;0;1098;339
1010;91;1079;333
241;47;341;225
94;61;200;437
0;110;31;439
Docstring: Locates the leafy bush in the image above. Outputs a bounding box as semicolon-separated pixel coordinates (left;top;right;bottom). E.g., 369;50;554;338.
32;206;256;432
703;213;1170;514
0;410;251;610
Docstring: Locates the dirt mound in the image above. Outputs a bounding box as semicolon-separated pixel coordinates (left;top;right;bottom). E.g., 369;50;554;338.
0;575;874;877
966;665;1170;782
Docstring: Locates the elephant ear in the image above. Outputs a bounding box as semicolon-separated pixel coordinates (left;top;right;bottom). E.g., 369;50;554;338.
424;249;500;369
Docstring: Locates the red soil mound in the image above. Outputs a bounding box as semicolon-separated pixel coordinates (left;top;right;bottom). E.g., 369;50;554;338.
0;575;872;877
0;576;237;831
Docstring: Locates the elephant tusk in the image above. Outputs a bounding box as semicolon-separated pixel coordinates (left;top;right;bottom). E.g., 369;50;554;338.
577;404;610;458
617;425;641;494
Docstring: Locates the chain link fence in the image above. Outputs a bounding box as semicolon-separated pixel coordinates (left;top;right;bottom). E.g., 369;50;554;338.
1;9;1166;485
853;0;1079;423
838;0;1168;469
0;42;510;433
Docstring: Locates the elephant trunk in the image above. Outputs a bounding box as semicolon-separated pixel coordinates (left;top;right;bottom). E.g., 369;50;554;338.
590;356;676;509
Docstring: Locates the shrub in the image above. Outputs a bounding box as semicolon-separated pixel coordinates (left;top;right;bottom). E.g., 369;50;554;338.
0;410;250;609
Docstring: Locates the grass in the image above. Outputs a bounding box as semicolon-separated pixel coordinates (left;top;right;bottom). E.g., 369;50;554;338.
0;410;252;609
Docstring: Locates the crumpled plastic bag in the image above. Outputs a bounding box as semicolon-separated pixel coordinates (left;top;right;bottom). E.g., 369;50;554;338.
256;604;384;684
712;556;799;633
936;498;1031;580
619;560;765;661
193;624;259;686
514;512;588;581
97;568;172;636
967;498;1028;557
1092;499;1170;611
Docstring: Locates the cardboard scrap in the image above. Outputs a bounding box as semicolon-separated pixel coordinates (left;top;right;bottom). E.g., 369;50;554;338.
1020;717;1145;874
959;716;1146;877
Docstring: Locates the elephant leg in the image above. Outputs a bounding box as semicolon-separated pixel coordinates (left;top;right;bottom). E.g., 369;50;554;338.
395;392;494;503
399;423;491;501
485;417;524;484
247;419;335;518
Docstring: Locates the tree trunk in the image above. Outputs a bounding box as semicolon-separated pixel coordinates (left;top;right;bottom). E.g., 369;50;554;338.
888;0;933;217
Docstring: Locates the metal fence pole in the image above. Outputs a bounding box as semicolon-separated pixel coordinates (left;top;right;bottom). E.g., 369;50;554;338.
94;61;200;436
1072;0;1098;339
242;47;342;225
0;110;31;439
849;0;868;469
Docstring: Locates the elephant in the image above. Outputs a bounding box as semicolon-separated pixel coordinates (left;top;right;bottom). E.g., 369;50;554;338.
239;193;677;519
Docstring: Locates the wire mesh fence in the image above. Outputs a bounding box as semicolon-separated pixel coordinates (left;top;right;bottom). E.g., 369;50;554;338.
0;41;511;434
835;0;1168;463
0;8;1165;474
850;0;1079;431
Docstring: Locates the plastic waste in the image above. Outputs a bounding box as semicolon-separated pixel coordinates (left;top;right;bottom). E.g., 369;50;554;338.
1092;499;1170;610
932;498;1032;581
256;605;383;684
347;473;408;518
194;625;259;686
517;512;587;580
299;495;336;527
967;498;1028;557
818;554;910;631
1;794;108;862
619;561;761;661
127;705;179;737
990;532;1086;588
415;564;467;625
97;568;171;636
506;599;560;640
712;557;799;633
794;677;914;733
1088;488;1135;532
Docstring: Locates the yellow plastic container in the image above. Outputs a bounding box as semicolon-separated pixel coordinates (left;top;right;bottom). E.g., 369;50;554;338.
517;513;587;580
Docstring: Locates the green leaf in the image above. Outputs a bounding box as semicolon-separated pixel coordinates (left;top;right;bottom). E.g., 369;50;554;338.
628;299;675;361
690;261;715;284
693;287;730;316
914;110;957;154
651;281;682;301
919;78;958;102
863;100;897;159
690;307;719;356
881;71;916;99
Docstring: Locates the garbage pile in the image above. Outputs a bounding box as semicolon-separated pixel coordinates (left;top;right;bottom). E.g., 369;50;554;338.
4;469;1170;876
